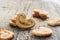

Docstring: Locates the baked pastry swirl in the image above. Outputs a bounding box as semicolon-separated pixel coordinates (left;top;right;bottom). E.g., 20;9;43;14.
9;13;35;29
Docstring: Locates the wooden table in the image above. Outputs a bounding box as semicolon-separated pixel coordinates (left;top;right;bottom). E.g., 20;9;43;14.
0;0;60;40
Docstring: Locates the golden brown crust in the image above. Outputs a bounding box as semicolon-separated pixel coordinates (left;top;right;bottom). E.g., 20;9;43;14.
9;16;17;26
48;19;60;26
33;9;49;20
31;27;52;37
33;9;40;17
9;13;35;29
0;29;14;40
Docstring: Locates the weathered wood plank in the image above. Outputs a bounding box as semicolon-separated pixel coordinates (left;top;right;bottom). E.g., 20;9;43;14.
27;0;60;40
0;0;60;40
16;0;33;40
51;1;60;40
0;0;25;40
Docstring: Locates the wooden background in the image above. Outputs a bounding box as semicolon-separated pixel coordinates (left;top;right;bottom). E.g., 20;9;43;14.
0;0;60;40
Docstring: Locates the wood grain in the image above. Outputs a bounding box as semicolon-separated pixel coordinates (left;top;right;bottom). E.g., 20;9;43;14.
0;0;60;40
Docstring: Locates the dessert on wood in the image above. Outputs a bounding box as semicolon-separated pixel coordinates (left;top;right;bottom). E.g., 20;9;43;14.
33;9;49;20
0;29;14;40
31;27;52;37
9;13;35;29
48;19;60;26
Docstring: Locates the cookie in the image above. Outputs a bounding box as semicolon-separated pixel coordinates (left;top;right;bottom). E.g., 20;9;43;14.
9;13;35;29
0;29;14;40
48;19;60;26
31;27;52;36
33;9;49;20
